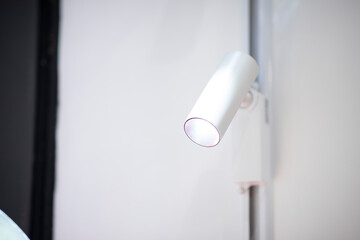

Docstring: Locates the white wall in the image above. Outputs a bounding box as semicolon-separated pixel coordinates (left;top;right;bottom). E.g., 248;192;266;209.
55;1;250;240
272;0;360;239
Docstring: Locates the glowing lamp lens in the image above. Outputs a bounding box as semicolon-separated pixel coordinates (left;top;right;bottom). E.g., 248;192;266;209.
184;118;220;147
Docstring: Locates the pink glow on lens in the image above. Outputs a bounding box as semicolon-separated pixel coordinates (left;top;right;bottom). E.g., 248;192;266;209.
184;118;220;147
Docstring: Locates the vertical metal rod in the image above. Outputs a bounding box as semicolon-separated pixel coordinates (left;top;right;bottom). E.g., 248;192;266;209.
250;0;259;85
249;1;259;240
248;1;273;240
249;186;256;240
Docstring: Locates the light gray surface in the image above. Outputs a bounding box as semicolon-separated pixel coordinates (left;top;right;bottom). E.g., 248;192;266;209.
55;1;251;240
272;0;360;239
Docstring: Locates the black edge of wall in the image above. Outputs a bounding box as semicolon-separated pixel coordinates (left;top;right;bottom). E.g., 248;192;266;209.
30;0;59;239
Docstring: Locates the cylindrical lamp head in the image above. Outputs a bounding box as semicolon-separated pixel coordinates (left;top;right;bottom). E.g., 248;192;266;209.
184;51;259;147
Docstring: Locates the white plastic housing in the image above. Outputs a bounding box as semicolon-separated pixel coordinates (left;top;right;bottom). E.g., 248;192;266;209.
232;90;270;187
184;51;259;147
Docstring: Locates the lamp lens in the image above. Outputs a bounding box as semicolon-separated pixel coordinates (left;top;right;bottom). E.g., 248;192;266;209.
184;118;220;147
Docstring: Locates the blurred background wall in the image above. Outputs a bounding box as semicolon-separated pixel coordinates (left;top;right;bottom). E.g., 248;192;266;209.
54;0;251;240
272;0;360;239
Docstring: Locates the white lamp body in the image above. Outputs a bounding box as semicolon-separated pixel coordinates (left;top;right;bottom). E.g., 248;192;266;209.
184;51;259;147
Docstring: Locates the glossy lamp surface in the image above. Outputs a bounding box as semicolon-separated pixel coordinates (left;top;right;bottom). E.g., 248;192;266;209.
184;51;258;147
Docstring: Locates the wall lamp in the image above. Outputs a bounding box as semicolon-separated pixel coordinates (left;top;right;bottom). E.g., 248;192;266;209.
184;51;259;147
184;51;269;187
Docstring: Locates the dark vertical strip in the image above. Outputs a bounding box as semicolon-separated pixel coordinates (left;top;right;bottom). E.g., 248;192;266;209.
249;0;255;58
249;186;257;240
249;1;258;240
0;0;38;234
31;0;59;240
249;0;259;83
